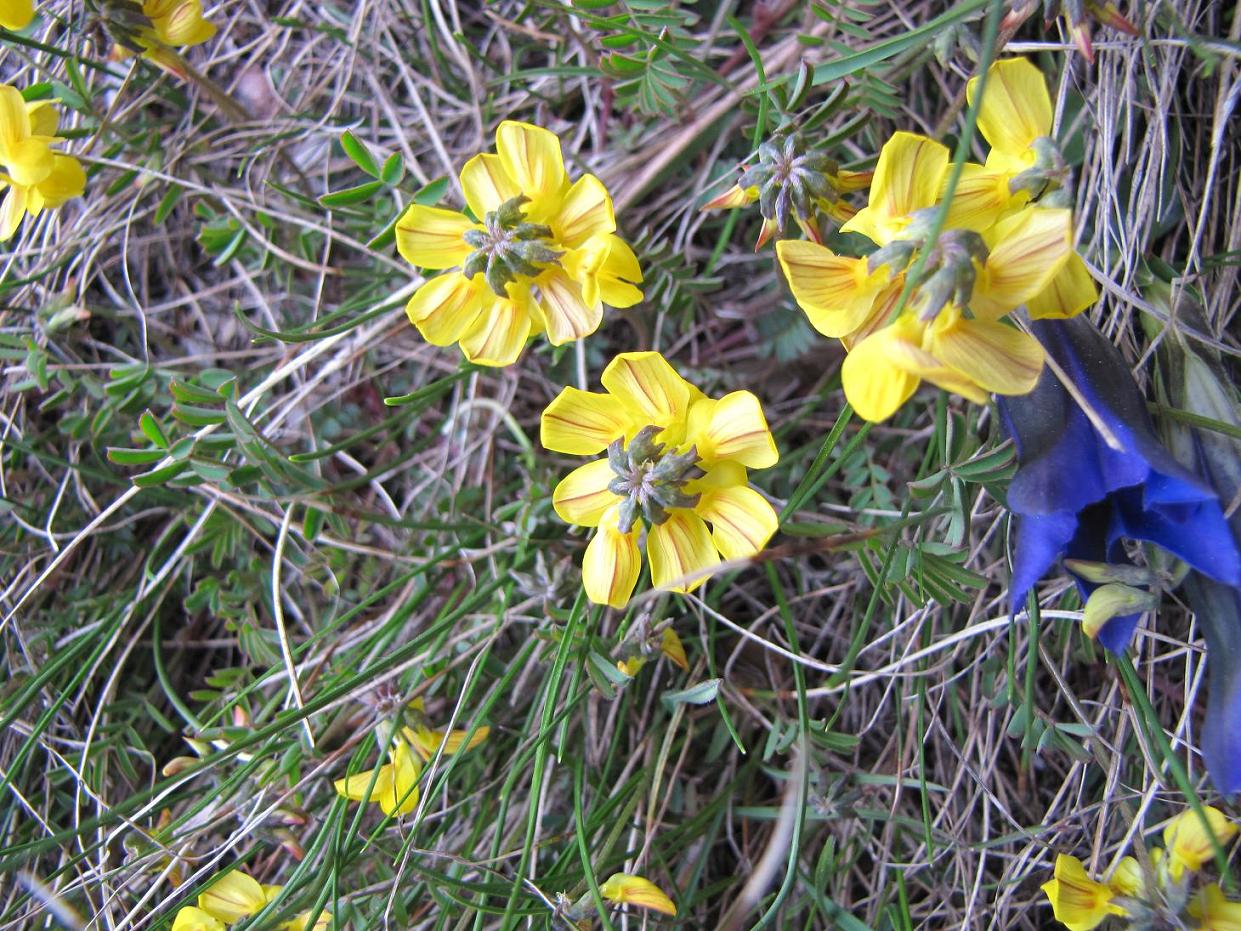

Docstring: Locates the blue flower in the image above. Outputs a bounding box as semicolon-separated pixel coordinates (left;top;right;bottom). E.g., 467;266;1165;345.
997;316;1241;652
1184;573;1241;795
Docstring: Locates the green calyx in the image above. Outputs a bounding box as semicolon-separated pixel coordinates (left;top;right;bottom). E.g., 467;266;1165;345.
461;195;561;297
911;229;989;321
740;133;839;232
1009;136;1072;198
606;425;704;534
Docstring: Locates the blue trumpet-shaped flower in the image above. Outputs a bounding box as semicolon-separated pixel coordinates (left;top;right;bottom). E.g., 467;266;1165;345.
997;316;1241;652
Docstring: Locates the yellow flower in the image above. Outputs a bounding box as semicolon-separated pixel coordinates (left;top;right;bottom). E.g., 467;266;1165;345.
172;907;226;931
0;0;33;30
841;305;1044;423
1041;854;1128;931
197;870;266;923
542;352;779;607
1164;806;1239;880
1191;884;1241;930
398;121;642;366
0;85;85;240
333;740;422;817
598;873;677;915
840;132;948;246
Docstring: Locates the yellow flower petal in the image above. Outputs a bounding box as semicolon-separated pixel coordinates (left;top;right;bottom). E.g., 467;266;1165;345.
0;84;32;152
172;907;227;931
553;458;621;528
533;267;601;346
549;173;615;248
25;99;59;138
334;763;390;802
457;292;532;366
929;311;1044;396
1164;805;1239;880
687;391;778;469
541;386;632;455
839;323;922;422
155;0;216;46
972;207;1072;319
403;724;490;761
1026;250;1097;319
776;239;891;338
459;152;520;219
394;205;476;270
696;485;778;562
659;628;689;670
404;271;486;346
30;154;85;212
563;234;643;309
0;184;29;241
582;504;642;608
648;510;719;593
701;183;757;210
495;120;566;203
968;58;1052;161
942;162;1026;232
198;871;266;923
598;873;677;916
1190;883;1241;930
5;135;52;186
841;132;948;245
0;0;34;30
600;351;702;432
1040;854;1126;931
280;911;331;931
379;741;422;816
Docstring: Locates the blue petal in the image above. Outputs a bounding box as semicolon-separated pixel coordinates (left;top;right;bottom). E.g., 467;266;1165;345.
1185;573;1241;796
1009;511;1079;612
1114;487;1241;586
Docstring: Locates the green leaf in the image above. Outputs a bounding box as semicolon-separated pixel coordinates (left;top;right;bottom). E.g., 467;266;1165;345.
133;460;192;487
138;410;168;448
380;152;404;186
662;678;722;707
319;179;385;209
413;177;449;206
107;447;167;465
340;130;380;178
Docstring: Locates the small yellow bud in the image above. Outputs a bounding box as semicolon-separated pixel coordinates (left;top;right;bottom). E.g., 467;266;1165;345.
700;184;758;212
598;873;677;916
1163;806;1239;880
1080;583;1158;639
616;657;645;678
1106;856;1145;898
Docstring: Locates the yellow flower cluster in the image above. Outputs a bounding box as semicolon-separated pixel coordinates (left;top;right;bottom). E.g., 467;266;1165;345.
777;58;1099;422
333;701;490;816
1042;806;1240;930
542;351;779;608
396;121;642;366
171;869;328;931
0;85;85;240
